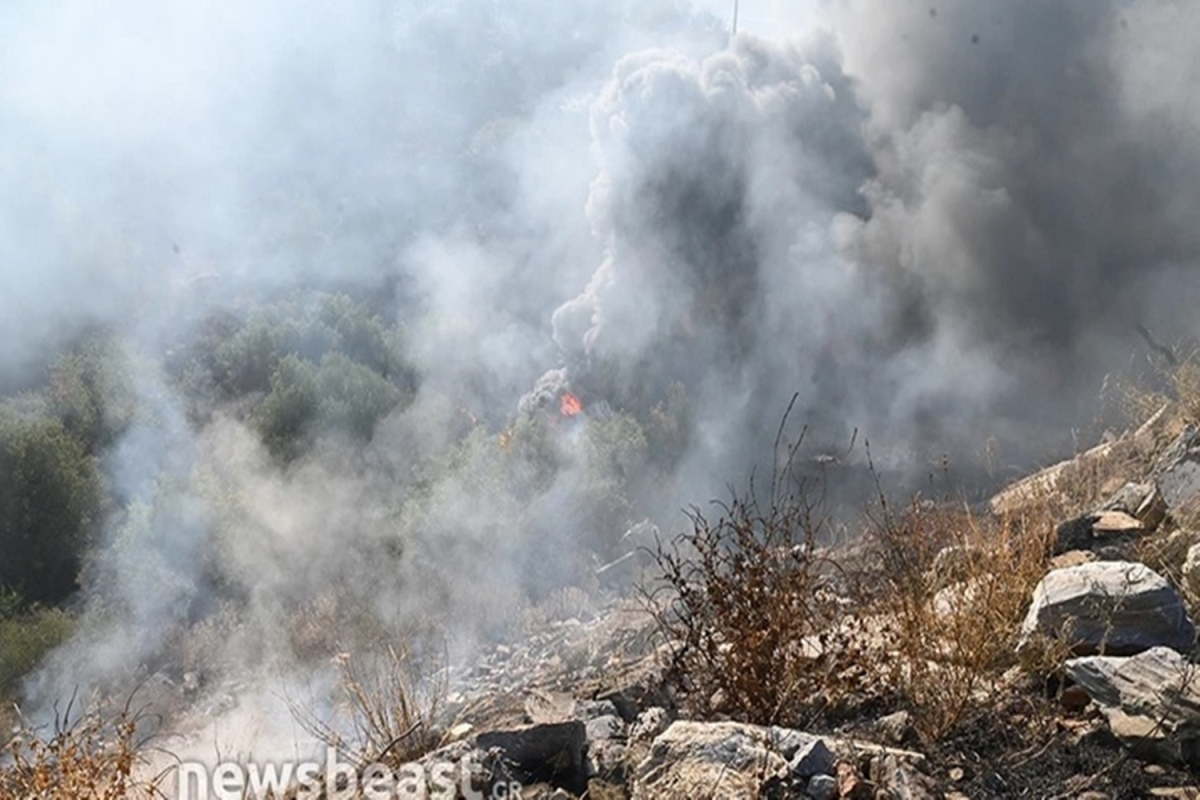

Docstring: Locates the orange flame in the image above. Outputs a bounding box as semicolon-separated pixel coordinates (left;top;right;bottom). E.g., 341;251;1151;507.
560;392;583;417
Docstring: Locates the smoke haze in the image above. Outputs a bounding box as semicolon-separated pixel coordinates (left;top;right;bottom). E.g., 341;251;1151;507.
4;0;1199;761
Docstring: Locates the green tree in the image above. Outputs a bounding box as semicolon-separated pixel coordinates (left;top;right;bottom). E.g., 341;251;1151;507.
0;404;102;605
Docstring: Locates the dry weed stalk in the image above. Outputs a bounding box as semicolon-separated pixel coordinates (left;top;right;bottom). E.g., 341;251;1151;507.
289;643;448;771
1;690;169;800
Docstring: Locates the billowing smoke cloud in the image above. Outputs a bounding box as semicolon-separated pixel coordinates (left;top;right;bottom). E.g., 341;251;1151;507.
5;0;1200;763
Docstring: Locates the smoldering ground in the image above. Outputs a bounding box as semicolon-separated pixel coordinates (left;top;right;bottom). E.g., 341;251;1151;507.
3;0;1199;763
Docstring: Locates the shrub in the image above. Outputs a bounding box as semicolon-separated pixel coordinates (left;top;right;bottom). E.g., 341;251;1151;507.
0;403;102;606
45;339;136;453
644;401;1063;742
289;642;448;770
210;292;411;398
1;693;167;799
861;492;1059;740
255;352;405;459
643;416;865;726
0;593;75;694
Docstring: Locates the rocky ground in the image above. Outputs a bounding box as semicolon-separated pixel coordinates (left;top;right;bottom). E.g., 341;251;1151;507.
369;404;1200;799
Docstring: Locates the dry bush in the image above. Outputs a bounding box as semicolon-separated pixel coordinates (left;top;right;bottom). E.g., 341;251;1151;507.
645;489;866;726
1;692;169;799
861;494;1063;740
643;407;875;727
289;643;449;771
643;397;1069;743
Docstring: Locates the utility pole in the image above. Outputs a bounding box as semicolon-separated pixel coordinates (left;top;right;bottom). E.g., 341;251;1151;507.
732;0;739;36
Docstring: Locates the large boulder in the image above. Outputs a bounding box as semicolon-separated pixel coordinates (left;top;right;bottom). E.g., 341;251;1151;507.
1065;646;1200;766
474;721;588;793
1019;561;1195;655
630;720;928;800
631;721;789;799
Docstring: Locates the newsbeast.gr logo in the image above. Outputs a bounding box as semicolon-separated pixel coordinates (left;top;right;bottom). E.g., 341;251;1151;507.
174;747;522;799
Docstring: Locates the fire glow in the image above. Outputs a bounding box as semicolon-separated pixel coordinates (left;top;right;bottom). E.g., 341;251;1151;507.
559;392;583;417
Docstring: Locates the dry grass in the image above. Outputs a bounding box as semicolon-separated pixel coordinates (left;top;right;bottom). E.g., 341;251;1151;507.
862;494;1066;740
1;691;169;799
1124;346;1200;430
288;642;449;772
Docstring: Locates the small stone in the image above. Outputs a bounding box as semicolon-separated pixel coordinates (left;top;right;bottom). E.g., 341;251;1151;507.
1061;684;1092;711
875;710;919;746
1091;510;1144;534
630;707;672;742
447;722;474;741
1050;549;1099;570
790;738;836;779
585;715;625;742
806;774;838;800
575;699;620;720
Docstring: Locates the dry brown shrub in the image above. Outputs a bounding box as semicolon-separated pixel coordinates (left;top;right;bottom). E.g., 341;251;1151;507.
288;642;449;771
1;691;169;799
642;404;874;727
861;493;1064;740
643;398;1069;743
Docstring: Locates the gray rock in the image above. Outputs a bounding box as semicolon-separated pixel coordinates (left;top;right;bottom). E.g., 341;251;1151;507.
870;752;938;800
630;707;672;742
585;715;626;742
1101;481;1168;530
789;738;836;779
575;699;620;720
585;737;629;780
1156;426;1200;516
1066;646;1200;766
805;773;838;800
875;710;919;746
631;721;788;799
1019;561;1195;655
475;721;587;792
1185;544;1200;598
766;726;829;760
